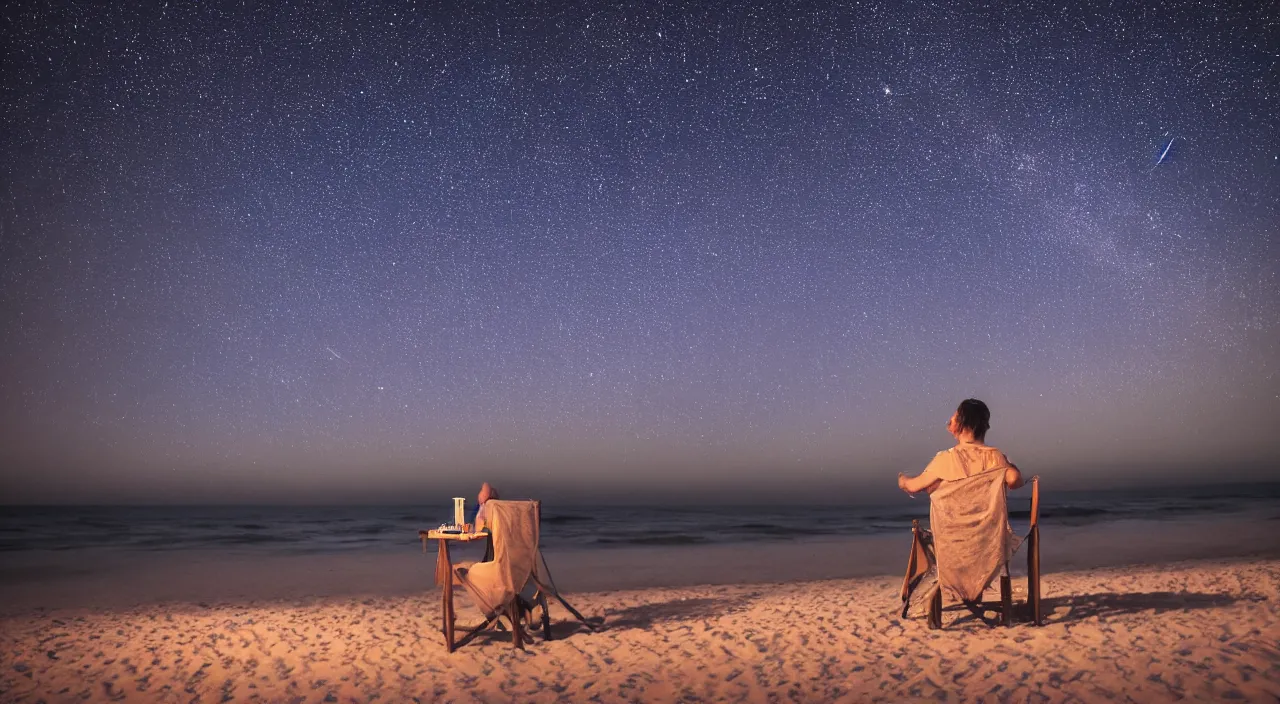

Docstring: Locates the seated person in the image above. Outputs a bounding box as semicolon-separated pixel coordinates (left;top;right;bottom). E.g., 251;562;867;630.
467;482;539;621
472;482;500;532
898;398;1023;496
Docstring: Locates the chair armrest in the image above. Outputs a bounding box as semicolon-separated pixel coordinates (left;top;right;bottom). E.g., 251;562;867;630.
1028;476;1040;527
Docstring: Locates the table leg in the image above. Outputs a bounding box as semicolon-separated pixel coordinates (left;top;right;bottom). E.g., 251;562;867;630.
439;539;455;652
434;539;446;585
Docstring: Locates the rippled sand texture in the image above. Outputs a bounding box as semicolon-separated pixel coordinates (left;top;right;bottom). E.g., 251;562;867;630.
2;559;1277;702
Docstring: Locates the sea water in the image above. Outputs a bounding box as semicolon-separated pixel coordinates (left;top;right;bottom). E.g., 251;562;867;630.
2;482;1276;556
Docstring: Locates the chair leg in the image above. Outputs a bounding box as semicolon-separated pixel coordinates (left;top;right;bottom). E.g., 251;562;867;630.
1000;575;1012;627
927;587;943;630
532;576;596;631
1028;526;1042;626
509;603;525;650
452;613;498;650
538;591;553;642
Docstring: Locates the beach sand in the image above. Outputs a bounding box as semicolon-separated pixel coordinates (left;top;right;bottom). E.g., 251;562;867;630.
2;556;1278;702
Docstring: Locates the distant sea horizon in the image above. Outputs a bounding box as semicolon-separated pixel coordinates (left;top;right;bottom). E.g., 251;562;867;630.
2;481;1276;556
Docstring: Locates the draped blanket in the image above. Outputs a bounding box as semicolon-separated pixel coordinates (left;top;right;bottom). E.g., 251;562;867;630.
454;500;539;617
928;468;1016;603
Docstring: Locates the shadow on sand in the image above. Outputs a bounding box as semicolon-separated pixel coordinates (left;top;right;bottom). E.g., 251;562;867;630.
602;596;754;631
1043;591;1264;624
921;590;1265;630
448;597;746;647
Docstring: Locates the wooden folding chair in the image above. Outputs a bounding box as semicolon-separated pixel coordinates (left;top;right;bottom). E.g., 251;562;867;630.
902;476;1041;628
444;500;540;651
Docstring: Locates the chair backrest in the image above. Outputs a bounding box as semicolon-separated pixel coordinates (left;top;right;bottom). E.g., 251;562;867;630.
928;468;1014;602
482;499;542;562
488;499;540;581
1028;476;1040;528
929;467;1010;527
459;500;540;614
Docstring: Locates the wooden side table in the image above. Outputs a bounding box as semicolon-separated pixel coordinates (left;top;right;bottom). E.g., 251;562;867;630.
419;529;488;652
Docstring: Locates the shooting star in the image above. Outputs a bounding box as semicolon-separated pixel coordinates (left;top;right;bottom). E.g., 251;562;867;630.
325;347;345;361
1149;137;1175;172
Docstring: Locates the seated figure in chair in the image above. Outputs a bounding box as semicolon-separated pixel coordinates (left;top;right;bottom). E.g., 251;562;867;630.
448;499;540;649
897;398;1023;496
897;399;1041;627
468;485;542;631
472;482;499;533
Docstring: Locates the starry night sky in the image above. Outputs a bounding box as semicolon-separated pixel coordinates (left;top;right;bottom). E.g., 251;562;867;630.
2;0;1277;504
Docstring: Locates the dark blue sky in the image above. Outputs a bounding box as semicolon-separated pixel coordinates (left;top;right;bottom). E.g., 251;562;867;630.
2;0;1277;503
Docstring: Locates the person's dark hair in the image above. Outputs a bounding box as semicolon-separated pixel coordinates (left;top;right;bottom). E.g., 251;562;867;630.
955;398;991;441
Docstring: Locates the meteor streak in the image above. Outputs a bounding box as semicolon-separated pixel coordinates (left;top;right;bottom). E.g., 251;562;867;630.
1150;137;1175;172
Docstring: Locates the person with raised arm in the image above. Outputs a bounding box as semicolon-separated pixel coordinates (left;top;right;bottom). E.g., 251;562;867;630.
898;399;1023;496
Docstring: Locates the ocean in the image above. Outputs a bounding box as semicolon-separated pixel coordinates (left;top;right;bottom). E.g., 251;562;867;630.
3;482;1277;556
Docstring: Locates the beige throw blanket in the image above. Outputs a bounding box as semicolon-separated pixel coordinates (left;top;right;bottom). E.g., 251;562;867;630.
455;500;539;617
929;467;1015;603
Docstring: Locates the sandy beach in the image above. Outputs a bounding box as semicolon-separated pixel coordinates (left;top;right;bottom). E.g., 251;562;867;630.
2;552;1278;703
4;0;1277;698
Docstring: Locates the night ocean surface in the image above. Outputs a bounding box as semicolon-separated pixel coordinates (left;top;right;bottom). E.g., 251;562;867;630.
3;482;1276;555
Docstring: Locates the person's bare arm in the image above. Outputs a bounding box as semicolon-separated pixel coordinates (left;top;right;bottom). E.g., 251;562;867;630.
898;472;940;496
1004;462;1024;490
